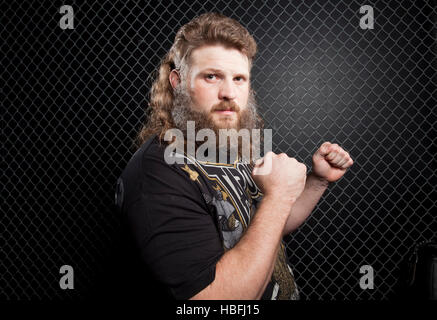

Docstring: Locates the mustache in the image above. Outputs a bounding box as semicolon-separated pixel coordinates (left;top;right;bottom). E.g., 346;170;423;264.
210;101;240;113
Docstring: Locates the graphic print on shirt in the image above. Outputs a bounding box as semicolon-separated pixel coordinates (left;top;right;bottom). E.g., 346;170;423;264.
172;151;300;300
187;157;262;248
196;160;261;226
205;183;244;249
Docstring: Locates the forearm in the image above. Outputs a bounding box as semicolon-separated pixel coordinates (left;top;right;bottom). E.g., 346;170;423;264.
190;195;293;300
282;172;329;236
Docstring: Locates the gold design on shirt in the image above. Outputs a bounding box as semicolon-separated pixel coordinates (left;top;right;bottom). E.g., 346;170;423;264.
212;183;229;201
272;243;296;300
181;164;200;184
227;213;236;229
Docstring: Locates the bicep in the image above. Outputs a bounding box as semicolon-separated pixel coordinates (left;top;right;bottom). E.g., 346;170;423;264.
127;192;224;300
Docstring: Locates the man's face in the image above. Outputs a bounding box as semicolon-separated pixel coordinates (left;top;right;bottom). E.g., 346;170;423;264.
171;44;261;161
185;45;250;130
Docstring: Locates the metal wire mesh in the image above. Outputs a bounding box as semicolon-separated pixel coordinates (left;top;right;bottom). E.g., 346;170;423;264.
2;0;436;300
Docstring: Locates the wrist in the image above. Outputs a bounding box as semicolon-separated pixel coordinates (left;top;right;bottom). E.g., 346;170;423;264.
261;193;296;211
309;172;330;187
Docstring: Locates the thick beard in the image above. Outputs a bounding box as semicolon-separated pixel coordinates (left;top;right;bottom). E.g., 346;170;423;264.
170;86;262;163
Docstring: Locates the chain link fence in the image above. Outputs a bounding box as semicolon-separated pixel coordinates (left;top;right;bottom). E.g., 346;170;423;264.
2;0;436;300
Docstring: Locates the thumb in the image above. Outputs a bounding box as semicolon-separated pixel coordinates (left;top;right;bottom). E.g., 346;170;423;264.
254;152;273;176
254;157;264;167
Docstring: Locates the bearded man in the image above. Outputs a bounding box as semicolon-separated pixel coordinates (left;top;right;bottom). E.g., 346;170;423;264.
116;12;354;300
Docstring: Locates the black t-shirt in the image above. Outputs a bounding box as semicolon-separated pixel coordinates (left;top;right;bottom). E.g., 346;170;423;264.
115;135;300;300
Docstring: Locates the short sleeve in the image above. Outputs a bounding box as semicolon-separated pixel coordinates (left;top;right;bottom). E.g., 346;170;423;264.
122;146;224;300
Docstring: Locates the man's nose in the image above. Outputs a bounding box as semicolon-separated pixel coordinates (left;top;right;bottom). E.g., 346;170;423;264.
218;78;236;101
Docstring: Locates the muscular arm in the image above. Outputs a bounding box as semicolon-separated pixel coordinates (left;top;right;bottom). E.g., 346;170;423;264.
282;172;329;236
190;195;293;300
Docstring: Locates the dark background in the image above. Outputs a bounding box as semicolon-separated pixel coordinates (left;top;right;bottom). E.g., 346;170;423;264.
2;0;436;300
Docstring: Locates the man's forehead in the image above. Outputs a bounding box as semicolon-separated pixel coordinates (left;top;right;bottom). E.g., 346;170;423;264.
189;45;249;75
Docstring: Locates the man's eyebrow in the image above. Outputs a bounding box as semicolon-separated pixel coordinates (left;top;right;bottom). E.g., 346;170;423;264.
201;68;223;73
200;68;249;77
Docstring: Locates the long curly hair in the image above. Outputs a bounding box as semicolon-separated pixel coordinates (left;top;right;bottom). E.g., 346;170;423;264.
134;12;259;149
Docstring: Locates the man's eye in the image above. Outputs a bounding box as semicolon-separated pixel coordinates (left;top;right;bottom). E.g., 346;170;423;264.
205;74;216;80
235;77;244;82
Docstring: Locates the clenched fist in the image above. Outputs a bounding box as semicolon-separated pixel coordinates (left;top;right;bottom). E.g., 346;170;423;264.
312;142;354;183
251;151;307;206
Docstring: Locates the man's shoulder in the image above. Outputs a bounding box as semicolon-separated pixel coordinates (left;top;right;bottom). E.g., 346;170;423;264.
133;134;166;161
118;135;156;178
118;135;203;196
121;135;176;177
116;135;212;220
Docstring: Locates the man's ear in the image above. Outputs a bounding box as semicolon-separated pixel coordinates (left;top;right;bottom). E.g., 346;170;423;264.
169;69;180;89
